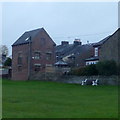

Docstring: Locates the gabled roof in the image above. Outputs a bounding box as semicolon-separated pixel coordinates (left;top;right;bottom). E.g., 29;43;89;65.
12;28;43;46
93;35;111;47
93;28;120;47
12;28;56;46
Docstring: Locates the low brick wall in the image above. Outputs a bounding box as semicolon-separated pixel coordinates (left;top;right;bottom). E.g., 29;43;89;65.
56;75;119;85
30;72;119;85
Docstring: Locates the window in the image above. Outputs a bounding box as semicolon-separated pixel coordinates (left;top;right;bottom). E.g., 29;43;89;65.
18;66;22;71
34;64;41;72
34;52;41;59
95;47;98;56
18;52;22;65
46;52;52;60
25;37;29;41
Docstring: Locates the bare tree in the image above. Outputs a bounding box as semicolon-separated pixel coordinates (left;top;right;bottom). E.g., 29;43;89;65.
0;45;9;64
0;45;9;56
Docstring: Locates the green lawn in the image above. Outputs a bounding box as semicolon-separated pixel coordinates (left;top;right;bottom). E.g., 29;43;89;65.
2;79;118;118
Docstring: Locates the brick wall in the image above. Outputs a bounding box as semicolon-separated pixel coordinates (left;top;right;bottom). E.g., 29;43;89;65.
75;46;94;67
12;44;29;80
99;30;119;65
12;29;56;80
54;75;119;85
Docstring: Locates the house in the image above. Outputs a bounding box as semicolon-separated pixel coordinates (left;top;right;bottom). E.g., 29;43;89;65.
99;28;120;65
12;28;56;80
55;39;94;68
85;35;111;65
85;28;120;65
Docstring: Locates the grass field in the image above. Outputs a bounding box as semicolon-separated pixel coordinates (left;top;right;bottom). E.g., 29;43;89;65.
2;79;118;118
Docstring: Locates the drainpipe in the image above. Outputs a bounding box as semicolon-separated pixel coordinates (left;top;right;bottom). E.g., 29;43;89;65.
28;36;31;80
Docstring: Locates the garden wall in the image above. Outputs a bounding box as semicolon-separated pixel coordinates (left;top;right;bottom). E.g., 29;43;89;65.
41;74;120;85
56;75;119;85
30;72;119;85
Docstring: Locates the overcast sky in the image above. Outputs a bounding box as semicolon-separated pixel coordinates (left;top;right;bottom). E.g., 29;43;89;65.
2;2;118;55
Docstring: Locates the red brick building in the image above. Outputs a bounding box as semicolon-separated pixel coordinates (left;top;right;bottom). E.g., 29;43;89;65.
85;35;111;65
85;28;120;65
12;28;56;80
55;40;94;68
99;28;120;65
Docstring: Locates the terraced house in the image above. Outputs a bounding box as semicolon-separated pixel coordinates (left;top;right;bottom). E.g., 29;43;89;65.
55;39;94;68
99;28;120;65
12;28;56;80
85;35;111;65
55;28;120;68
12;28;119;80
85;28;120;65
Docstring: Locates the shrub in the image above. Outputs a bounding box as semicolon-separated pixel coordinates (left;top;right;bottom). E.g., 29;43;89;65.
69;60;118;76
69;64;98;76
117;64;120;75
4;57;12;67
96;60;117;76
68;67;85;76
84;64;98;76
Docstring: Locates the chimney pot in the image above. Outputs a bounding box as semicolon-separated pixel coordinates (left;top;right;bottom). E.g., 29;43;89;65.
74;39;82;45
61;41;69;46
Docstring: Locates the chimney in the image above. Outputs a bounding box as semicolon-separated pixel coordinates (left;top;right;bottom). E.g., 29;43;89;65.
61;41;69;46
87;41;89;44
74;39;82;45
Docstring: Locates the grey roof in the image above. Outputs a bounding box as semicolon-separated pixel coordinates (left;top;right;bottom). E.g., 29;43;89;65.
56;44;75;55
55;60;68;66
85;56;99;61
65;44;94;57
93;35;111;47
12;28;43;46
56;43;94;58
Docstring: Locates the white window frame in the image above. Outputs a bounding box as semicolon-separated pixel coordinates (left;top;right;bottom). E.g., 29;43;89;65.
95;47;98;57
